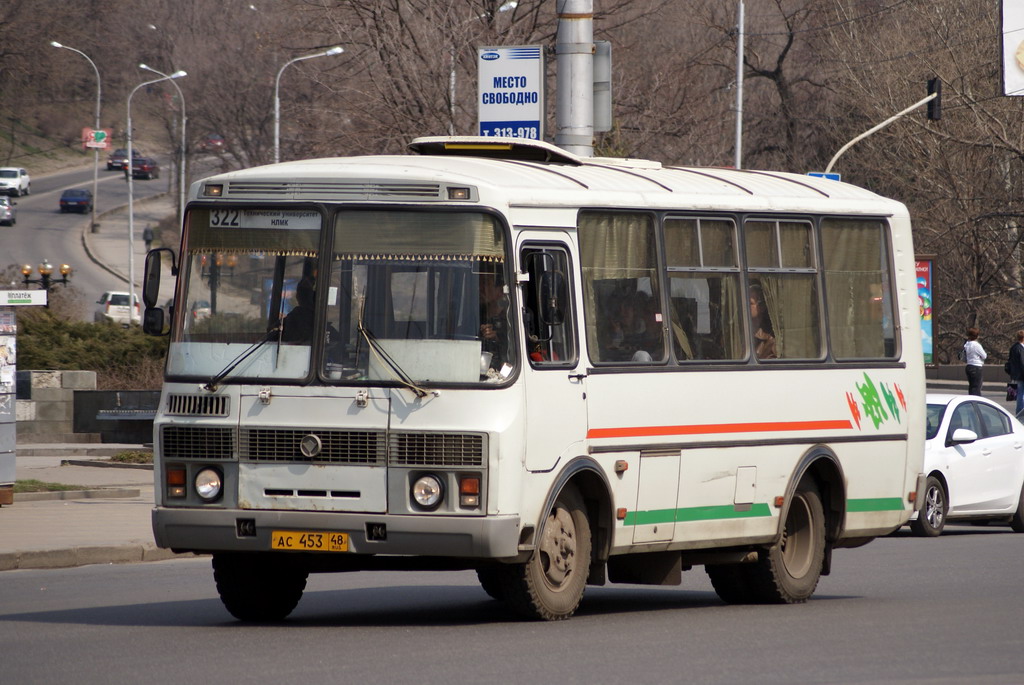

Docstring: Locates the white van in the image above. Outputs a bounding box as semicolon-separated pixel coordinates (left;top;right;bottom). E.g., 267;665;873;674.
0;167;30;196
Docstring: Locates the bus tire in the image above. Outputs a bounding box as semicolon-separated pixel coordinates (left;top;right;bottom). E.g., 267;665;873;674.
212;553;308;622
747;478;825;604
910;476;946;537
706;563;755;604
501;486;591;620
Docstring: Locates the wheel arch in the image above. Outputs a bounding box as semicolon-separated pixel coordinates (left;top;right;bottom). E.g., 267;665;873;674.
533;456;614;567
780;445;846;545
926;469;949;503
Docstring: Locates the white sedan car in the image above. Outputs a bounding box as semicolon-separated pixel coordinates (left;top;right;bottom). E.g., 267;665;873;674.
911;393;1024;536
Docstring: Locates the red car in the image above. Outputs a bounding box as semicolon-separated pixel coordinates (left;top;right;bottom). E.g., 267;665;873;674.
131;157;160;180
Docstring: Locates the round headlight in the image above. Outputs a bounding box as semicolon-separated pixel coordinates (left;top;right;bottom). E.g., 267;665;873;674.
195;468;223;501
412;474;444;509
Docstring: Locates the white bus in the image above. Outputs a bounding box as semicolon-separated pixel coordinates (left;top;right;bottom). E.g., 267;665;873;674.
143;136;925;621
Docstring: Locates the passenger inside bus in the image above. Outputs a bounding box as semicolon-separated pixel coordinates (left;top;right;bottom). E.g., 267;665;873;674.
749;282;777;359
479;273;511;371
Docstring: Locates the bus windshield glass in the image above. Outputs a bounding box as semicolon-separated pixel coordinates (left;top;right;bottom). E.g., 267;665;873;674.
168;206;515;386
323;209;514;385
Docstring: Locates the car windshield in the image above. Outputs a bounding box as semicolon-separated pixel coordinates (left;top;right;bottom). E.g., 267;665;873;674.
926;403;946;440
169;207;514;386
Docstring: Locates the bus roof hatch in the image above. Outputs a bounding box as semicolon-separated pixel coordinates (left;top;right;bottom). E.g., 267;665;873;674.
408;136;583;165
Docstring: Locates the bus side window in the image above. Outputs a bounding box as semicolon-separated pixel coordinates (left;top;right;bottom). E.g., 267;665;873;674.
521;246;575;366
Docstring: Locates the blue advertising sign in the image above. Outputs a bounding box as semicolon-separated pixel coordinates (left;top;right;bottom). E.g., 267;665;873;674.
477;45;544;139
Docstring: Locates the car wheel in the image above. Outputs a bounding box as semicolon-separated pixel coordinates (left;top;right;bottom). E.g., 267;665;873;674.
910;475;946;537
1009;484;1024;533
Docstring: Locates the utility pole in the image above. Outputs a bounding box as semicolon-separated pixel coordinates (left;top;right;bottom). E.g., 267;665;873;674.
555;0;594;157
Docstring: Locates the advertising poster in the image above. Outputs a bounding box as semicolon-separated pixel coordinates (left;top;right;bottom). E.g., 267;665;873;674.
1002;1;1024;96
916;258;934;365
477;45;544;139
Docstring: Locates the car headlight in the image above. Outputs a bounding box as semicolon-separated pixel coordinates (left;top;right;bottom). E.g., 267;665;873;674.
195;468;223;501
412;474;444;510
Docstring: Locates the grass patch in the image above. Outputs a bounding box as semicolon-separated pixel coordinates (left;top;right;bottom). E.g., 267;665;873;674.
14;479;85;493
109;450;153;464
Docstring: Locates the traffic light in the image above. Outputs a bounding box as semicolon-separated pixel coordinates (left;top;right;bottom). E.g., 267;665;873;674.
927;78;941;120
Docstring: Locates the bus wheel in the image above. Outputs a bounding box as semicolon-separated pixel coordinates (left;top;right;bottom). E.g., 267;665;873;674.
910;476;946;537
706;563;755;604
748;479;825;604
212;553;308;621
502;486;591;620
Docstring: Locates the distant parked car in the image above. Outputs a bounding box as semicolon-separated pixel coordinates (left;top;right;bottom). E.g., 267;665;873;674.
107;148;143;171
0;167;30;196
909;393;1024;536
197;133;226;152
0;196;16;226
132;157;160;180
59;188;94;213
95;291;139;326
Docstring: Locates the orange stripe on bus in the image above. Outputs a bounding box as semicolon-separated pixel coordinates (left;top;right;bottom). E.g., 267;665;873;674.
586;419;854;440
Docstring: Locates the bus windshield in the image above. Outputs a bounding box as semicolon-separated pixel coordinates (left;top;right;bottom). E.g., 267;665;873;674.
169;206;515;386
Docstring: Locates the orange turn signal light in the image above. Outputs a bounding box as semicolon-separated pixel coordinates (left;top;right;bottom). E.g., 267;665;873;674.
166;467;186;486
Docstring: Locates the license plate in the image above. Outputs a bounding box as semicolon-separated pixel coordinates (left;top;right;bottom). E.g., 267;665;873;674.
271;530;349;552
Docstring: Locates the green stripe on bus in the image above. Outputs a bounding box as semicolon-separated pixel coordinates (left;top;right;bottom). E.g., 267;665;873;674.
624;503;772;526
846;497;905;512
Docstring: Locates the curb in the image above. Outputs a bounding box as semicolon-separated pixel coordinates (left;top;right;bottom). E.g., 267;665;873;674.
14;487;141;502
61;459;152;470
0;544;198;572
80;191;171;285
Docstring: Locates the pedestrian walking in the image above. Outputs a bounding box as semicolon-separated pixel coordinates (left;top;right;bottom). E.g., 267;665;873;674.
143;224;154;251
1007;330;1024;415
960;326;986;396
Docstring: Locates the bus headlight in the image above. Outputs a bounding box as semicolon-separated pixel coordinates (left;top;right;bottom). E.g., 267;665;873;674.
195;468;223;501
412;474;444;510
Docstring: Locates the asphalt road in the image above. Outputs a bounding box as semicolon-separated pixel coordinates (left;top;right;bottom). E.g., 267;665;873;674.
1;525;1022;684
0;163;170;319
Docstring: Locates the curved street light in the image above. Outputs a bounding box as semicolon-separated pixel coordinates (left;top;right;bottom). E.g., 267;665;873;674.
139;63;187;233
49;41;101;232
273;46;343;163
127;70;187;323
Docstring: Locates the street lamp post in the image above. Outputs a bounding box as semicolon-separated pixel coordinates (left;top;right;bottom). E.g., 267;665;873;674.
273;46;343;163
139;63;187;232
21;261;72;296
49;41;101;232
128;71;187;323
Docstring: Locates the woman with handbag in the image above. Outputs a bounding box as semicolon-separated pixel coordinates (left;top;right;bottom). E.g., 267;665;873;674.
1007;330;1024;415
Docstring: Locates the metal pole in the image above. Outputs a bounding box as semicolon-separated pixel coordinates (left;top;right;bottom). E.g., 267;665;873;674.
555;0;594;156
734;0;744;170
274;46;344;164
50;42;101;232
127;72;186;323
824;93;937;174
140;64;187;233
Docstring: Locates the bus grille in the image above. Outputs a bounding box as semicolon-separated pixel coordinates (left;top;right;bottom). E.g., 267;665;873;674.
162;426;234;459
240;428;386;465
225;181;443;201
166;393;229;416
389;432;485;467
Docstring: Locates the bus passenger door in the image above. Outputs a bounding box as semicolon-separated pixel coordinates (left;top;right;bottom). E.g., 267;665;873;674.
519;239;588;472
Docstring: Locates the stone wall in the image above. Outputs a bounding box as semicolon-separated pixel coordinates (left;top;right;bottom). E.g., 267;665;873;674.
16;370;98;443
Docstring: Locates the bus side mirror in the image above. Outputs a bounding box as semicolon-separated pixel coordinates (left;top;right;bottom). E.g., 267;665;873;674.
143;247;177;308
142;307;165;336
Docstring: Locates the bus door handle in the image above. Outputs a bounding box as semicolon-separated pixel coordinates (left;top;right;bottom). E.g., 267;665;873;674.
567;373;587;382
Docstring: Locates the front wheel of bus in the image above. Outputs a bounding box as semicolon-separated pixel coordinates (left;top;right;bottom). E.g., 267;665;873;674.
503;486;591;620
748;479;825;604
212;553;308;622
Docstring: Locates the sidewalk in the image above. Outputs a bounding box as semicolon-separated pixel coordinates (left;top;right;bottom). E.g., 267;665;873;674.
81;192;177;291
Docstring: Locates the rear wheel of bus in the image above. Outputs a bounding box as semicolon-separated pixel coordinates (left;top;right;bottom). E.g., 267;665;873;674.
212;553;309;621
500;485;591;620
707;477;825;604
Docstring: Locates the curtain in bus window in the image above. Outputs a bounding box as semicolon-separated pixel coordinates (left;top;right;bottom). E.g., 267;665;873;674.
664;217;743;361
334;211;503;261
756;274;820;359
579;212;664;363
821;219;893;359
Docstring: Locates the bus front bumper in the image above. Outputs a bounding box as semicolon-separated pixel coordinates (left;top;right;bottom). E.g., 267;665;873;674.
152;507;522;559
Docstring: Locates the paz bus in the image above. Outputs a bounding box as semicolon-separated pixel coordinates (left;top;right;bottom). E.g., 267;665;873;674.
142;136;925;621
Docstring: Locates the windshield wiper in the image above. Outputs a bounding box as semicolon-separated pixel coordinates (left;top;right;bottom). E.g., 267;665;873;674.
357;321;433;399
203;321;282;391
